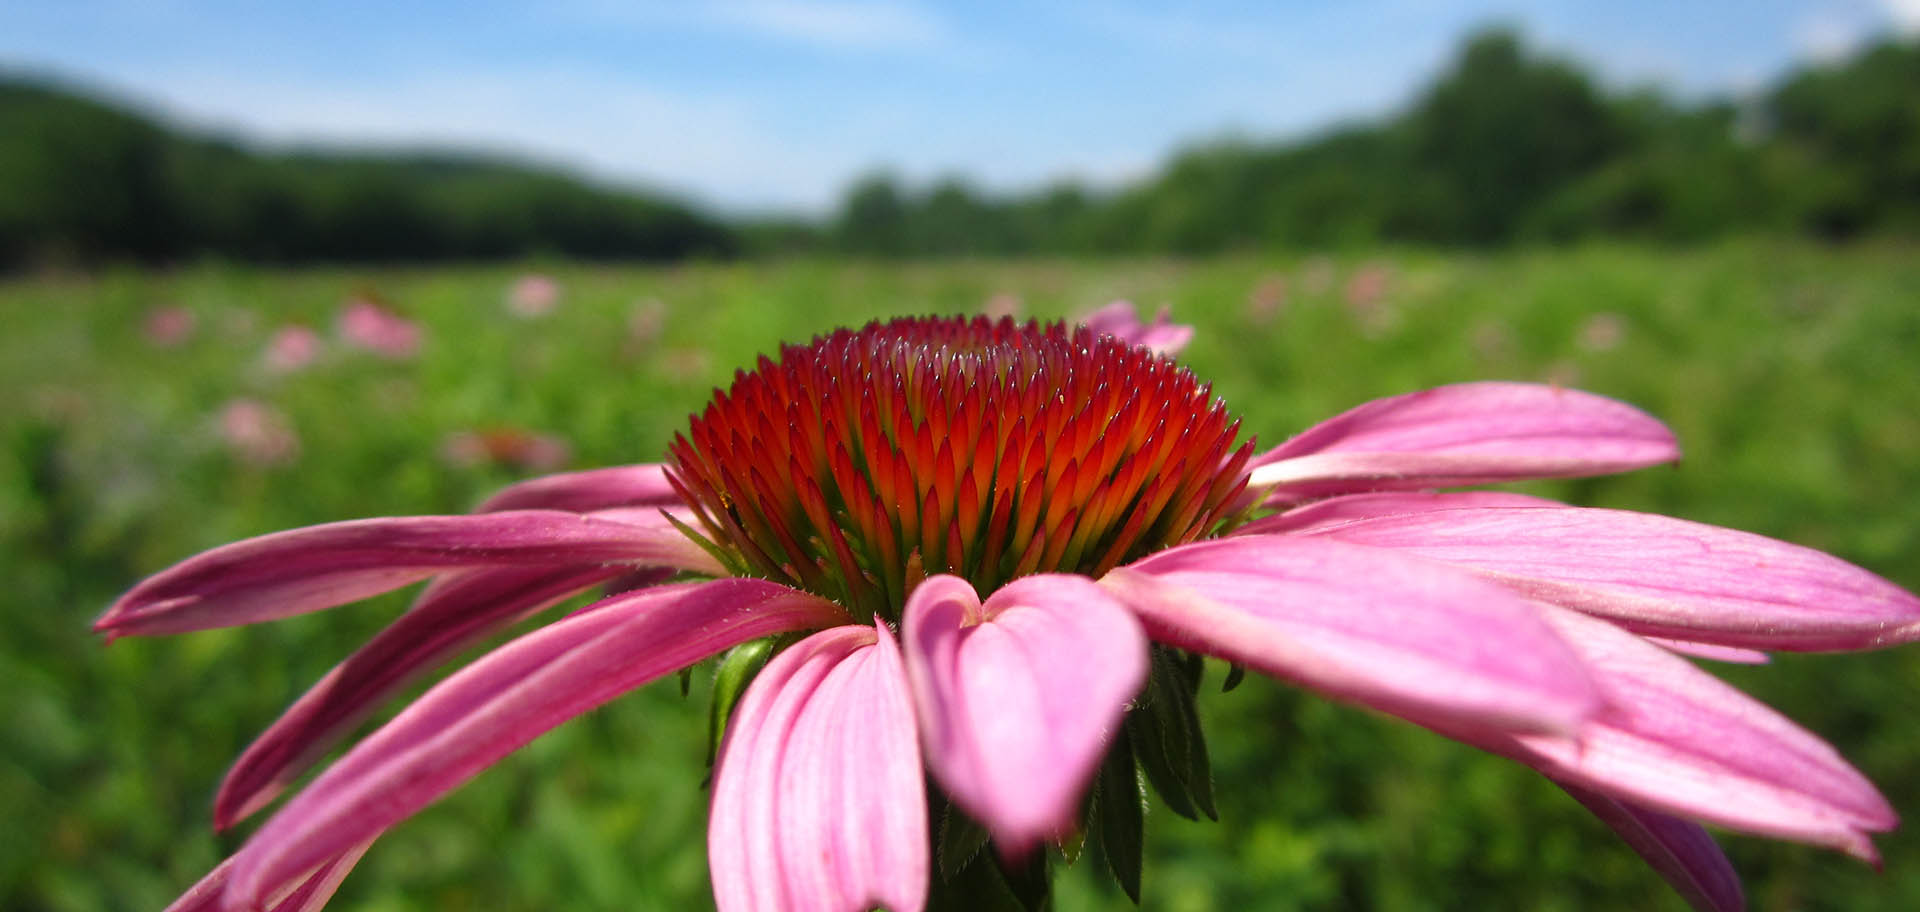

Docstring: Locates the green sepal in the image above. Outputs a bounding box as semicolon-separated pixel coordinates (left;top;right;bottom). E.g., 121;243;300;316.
929;850;1051;912
704;637;777;772
1092;733;1146;904
928;803;1051;912
678;665;693;698
1124;647;1218;821
938;800;992;883
661;509;748;577
1222;662;1247;692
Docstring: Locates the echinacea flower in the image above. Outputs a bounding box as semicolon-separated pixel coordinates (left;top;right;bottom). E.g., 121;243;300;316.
507;274;562;318
217;398;300;468
102;310;1920;912
336;296;420;359
263;325;322;375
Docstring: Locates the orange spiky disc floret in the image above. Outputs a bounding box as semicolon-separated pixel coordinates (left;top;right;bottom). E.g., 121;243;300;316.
664;315;1254;621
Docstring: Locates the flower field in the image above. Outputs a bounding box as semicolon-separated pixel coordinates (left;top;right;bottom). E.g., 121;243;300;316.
4;239;1918;911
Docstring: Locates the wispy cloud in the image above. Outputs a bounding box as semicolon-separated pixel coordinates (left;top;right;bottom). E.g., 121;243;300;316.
706;0;953;51
1882;0;1920;33
569;0;959;54
107;64;846;212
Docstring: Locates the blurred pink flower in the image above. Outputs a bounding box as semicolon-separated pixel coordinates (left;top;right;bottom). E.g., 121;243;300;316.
1344;263;1397;336
1300;256;1335;295
219;399;299;467
263;326;323;374
1079;300;1194;355
507;274;562;318
441;428;571;473
629;299;667;345
143;306;196;348
337;297;420;360
980;292;1022;320
659;347;712;381
1579;312;1628;352
1244;275;1288;325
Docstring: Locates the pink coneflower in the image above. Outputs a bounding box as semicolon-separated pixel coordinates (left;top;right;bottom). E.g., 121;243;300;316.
981;292;1022;320
441;427;571;473
144;305;196;348
263;325;322;374
1245;275;1288;325
1579;311;1629;352
1079;300;1194;355
104;311;1917;912
336;297;420;360
217;399;299;467
507;274;562;318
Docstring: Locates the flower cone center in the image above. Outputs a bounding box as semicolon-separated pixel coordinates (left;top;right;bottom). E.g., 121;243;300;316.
665;316;1252;621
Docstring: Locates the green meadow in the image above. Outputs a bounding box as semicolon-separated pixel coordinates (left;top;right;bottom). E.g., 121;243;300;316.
3;239;1918;911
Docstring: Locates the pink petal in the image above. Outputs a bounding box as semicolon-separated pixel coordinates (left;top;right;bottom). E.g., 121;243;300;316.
709;623;927;912
1285;497;1920;651
1246;383;1680;500
475;463;681;513
1645;638;1770;665
1239;490;1560;536
1103;536;1600;738
214;564;655;829
1460;605;1894;860
97;509;722;637
165;843;369;912
902;574;1147;854
1557;782;1745;912
1079;300;1195;355
225;579;845;905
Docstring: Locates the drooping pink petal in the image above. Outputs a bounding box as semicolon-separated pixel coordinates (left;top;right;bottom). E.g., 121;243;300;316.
1079;300;1195;355
96;509;721;638
225;579;845;905
1283;496;1920;651
1557;782;1745;912
1102;536;1600;738
165;842;369;912
475;463;681;513
709;623;927;912
1245;383;1680;500
902;574;1147;855
214;564;658;829
1458;605;1894;860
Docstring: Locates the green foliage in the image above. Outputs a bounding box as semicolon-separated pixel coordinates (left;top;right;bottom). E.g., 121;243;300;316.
0;81;735;269
819;31;1920;256
2;243;1918;910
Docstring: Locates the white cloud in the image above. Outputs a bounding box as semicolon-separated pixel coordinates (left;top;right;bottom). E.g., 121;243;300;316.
566;0;958;54
706;0;951;51
1881;0;1920;33
101;64;851;212
1794;11;1870;62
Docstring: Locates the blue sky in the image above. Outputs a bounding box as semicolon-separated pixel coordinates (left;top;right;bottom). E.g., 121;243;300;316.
4;1;1916;214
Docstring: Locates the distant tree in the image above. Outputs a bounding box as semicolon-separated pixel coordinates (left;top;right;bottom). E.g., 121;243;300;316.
835;172;911;257
1398;28;1624;242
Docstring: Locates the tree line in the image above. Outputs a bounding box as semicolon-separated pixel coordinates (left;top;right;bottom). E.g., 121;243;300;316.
4;29;1917;269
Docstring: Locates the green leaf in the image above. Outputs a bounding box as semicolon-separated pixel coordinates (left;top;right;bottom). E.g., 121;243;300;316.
1124;647;1218;821
1094;735;1146;904
1125;707;1197;821
928;816;1051;912
938;801;993;883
